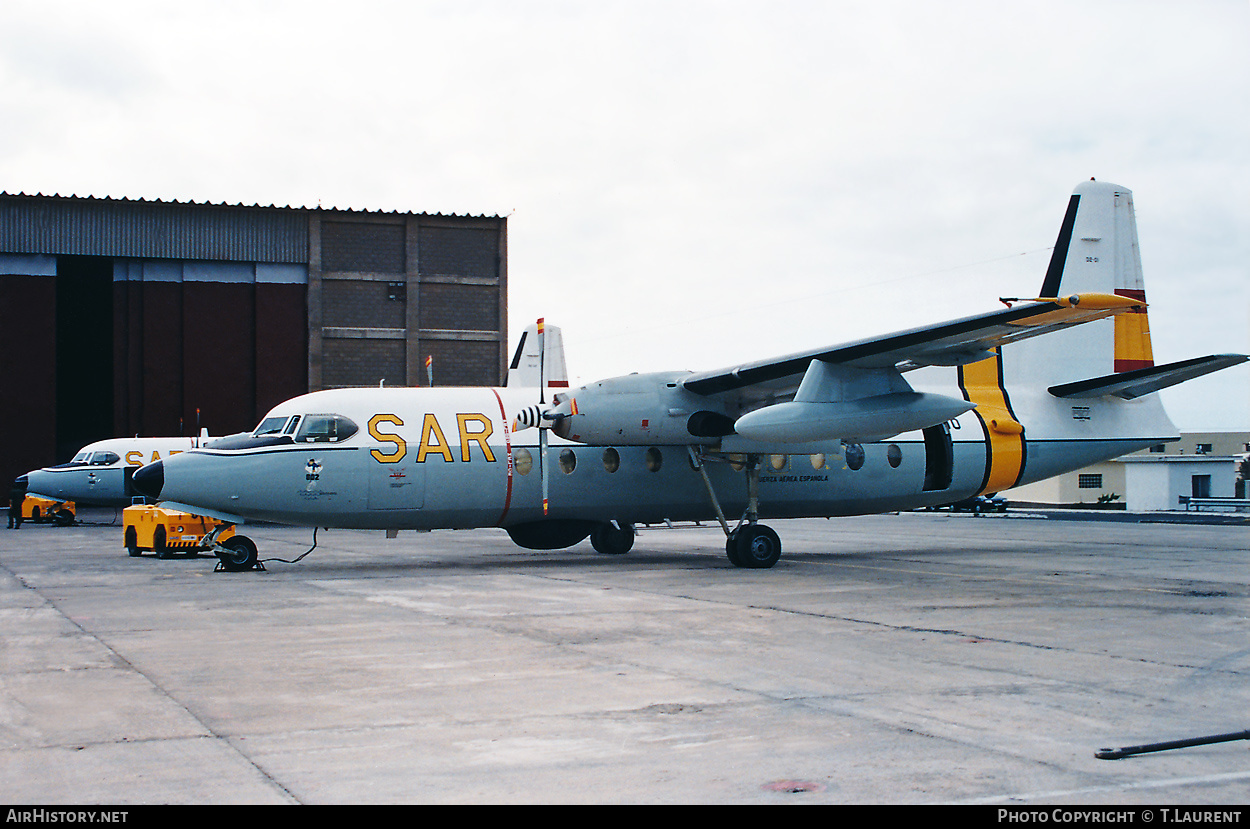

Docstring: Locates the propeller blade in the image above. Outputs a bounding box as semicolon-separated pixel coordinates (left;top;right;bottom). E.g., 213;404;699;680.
540;428;550;516
537;317;546;405
537;318;549;514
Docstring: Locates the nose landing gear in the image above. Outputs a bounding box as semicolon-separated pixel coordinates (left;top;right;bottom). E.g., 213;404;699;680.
202;524;263;572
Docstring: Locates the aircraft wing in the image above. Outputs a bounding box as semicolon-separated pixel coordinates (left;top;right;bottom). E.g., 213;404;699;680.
680;294;1140;398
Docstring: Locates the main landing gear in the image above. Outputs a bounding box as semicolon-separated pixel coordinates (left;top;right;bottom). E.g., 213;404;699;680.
725;524;781;569
688;447;782;569
590;521;636;555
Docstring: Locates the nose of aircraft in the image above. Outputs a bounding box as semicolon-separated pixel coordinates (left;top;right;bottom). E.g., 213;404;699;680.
22;469;50;496
132;461;164;500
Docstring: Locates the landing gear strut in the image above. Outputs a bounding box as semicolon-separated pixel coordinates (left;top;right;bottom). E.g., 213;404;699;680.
689;447;782;569
202;524;264;572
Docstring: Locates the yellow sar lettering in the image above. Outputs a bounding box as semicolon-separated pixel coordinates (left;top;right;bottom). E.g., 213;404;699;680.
368;414;407;463
457;413;495;462
417;414;454;463
125;449;180;467
368;412;497;464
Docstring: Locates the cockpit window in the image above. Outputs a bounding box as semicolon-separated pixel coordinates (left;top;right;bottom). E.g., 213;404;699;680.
295;414;359;443
89;452;120;466
71;451;90;464
283;415;302;435
254;416;289;436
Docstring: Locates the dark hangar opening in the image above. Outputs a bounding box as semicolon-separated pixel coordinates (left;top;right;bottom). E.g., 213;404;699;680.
55;256;114;461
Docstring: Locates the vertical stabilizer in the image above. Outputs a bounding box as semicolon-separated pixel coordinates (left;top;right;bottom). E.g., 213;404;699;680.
1036;179;1154;374
506;321;569;389
1006;180;1155;387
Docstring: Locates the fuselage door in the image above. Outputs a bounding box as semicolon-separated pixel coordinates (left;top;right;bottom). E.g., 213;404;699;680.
922;423;954;492
368;463;426;510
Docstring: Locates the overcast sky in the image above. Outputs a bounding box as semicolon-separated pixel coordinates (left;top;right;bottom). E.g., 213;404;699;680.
2;0;1247;430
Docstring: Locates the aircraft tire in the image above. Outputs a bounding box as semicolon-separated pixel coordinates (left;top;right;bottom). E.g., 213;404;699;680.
54;509;73;527
590;523;635;555
730;525;781;569
725;530;746;567
218;536;258;572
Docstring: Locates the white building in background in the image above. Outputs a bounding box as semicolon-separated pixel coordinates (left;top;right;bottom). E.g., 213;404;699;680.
1006;432;1249;509
1118;454;1240;512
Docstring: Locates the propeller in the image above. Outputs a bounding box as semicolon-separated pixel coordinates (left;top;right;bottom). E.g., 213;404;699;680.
511;319;574;515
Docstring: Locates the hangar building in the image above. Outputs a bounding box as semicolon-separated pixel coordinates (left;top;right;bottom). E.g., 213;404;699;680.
0;192;507;491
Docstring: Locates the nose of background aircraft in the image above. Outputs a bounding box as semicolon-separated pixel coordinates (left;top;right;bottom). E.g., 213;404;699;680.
132;461;163;500
22;470;50;496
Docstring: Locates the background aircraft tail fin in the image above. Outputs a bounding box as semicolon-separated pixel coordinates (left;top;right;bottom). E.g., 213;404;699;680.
506;320;569;389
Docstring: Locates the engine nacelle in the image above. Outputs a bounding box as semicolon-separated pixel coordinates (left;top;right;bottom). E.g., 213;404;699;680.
733;391;975;444
552;371;736;445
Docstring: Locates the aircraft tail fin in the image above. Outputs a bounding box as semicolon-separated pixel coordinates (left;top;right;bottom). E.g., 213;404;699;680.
1031;179;1155;376
505;321;569;389
999;181;1244;441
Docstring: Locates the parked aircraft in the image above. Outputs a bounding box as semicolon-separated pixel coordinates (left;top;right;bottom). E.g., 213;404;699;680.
25;432;211;508
133;181;1247;571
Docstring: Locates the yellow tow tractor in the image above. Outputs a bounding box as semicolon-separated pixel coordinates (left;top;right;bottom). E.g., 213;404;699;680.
23;495;76;526
123;504;239;560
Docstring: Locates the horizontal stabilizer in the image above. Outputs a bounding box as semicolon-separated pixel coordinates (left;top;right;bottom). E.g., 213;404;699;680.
1048;354;1248;400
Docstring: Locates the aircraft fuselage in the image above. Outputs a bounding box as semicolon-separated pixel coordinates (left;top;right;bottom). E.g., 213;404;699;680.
140;381;1172;532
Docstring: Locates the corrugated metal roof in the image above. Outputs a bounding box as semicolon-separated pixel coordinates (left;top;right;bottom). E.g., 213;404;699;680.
0;192;503;264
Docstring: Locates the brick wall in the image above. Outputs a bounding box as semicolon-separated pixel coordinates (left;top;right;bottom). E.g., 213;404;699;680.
322;338;406;388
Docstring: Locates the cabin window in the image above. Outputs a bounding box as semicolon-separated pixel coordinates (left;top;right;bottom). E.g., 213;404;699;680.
887;444;903;468
602;448;620;473
559;449;577;474
514;447;533;475
645;447;663;472
810;454;826;470
296;414;359;443
844;443;865;471
254;416;288;436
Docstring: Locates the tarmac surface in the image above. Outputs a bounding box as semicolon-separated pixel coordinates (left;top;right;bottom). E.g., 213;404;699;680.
1;507;1247;805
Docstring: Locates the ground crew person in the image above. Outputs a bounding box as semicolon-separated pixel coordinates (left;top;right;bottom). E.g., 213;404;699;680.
8;478;26;529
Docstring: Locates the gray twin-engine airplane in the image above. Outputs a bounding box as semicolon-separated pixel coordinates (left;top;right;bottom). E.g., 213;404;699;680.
23;431;212;508
133;180;1246;571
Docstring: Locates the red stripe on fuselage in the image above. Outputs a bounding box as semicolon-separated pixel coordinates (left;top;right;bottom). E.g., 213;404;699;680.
490;389;514;526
